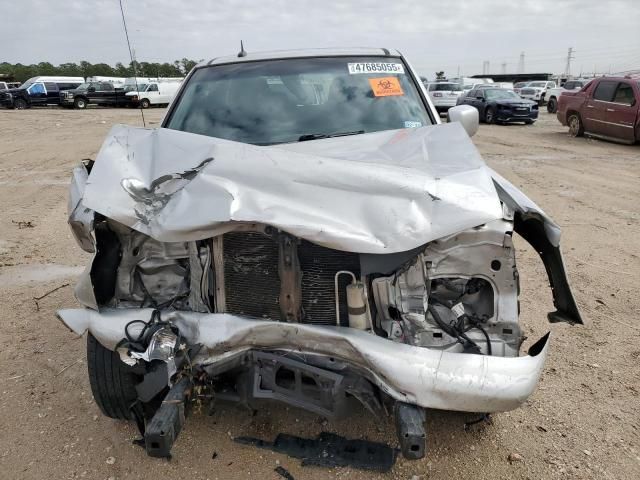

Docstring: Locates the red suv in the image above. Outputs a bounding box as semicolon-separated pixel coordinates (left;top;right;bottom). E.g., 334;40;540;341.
557;76;640;144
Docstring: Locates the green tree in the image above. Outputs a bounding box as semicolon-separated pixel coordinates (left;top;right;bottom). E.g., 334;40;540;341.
90;63;115;76
179;58;197;75
0;58;196;83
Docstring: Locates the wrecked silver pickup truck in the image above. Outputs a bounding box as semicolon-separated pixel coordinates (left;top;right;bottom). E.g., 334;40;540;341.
58;48;582;460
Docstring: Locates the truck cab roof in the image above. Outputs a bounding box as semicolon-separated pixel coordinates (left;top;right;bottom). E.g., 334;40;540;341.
201;47;399;67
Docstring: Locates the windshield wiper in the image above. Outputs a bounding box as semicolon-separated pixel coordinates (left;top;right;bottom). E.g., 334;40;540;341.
298;130;365;142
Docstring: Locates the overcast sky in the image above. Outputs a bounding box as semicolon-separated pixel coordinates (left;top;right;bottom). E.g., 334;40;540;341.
2;0;639;77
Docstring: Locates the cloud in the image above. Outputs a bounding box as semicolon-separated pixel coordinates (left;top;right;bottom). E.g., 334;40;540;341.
2;0;639;76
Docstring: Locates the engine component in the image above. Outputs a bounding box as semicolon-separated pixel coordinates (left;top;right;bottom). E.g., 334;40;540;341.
221;230;360;325
334;270;369;329
346;281;369;330
223;231;282;319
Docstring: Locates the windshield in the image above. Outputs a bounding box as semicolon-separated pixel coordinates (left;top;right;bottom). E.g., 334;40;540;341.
528;82;547;88
429;83;462;92
485;89;520;100
75;83;90;91
165;57;431;145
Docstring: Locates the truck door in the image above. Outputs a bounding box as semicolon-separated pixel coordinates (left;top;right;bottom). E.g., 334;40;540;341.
99;82;115;104
583;80;617;135
146;83;159;104
27;82;47;105
602;82;639;142
85;83;98;103
44;82;60;104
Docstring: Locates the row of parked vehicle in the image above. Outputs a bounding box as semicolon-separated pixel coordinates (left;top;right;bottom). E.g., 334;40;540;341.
0;76;183;110
421;76;639;144
424;80;540;124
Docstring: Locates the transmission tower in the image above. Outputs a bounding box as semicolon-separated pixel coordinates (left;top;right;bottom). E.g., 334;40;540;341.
564;47;575;76
517;52;525;74
482;61;490;75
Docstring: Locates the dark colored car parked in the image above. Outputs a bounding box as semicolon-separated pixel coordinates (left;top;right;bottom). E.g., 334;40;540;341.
60;82;133;109
456;88;538;124
0;77;83;109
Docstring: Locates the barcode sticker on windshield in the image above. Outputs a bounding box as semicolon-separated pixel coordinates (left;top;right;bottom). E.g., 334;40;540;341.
348;63;405;75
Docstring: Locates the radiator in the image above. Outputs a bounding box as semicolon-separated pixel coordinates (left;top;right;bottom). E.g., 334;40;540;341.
222;232;360;325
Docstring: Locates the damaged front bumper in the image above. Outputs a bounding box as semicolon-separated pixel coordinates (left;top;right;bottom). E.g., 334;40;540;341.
58;308;550;414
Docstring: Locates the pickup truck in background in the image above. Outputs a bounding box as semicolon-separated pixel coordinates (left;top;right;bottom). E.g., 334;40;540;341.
60;81;132;109
0;81;21;90
0;76;83;109
545;79;591;113
519;81;556;105
557;76;640;144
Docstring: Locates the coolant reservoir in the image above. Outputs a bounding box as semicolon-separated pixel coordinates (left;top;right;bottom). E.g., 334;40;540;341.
346;282;368;330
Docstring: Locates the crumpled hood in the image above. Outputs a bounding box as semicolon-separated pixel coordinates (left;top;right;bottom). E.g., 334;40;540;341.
82;122;503;254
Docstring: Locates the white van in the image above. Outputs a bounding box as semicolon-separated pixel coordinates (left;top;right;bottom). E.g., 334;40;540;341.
125;81;182;108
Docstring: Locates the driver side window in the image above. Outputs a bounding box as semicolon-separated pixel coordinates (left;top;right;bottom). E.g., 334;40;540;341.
28;83;45;95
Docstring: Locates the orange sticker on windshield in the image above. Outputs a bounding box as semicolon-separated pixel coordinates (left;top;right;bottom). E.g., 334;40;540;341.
369;77;404;97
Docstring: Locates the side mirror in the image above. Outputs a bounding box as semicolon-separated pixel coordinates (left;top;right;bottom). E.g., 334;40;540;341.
88;87;96;92
447;105;479;137
476;96;484;101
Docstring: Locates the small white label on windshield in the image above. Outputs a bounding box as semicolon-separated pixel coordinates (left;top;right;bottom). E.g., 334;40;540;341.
404;121;422;128
348;63;405;75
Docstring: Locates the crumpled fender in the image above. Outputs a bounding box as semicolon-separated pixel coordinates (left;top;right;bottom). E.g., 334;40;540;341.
490;169;583;324
57;308;550;413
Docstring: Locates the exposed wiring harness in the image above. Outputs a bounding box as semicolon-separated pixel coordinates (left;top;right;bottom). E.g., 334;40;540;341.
116;310;181;354
427;298;492;355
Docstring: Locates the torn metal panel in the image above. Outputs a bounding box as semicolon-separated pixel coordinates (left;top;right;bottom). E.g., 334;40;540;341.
82;122;503;254
57;308;550;413
68;161;95;253
490;169;584;325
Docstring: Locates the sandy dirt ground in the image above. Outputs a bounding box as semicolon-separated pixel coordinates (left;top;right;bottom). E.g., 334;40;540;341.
0;107;639;480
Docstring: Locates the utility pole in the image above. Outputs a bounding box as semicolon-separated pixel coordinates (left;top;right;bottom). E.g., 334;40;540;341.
517;52;525;74
501;62;507;74
564;47;574;77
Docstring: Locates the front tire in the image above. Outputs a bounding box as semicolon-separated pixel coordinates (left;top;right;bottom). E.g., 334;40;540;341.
13;98;27;109
140;98;151;109
567;112;584;137
547;97;557;113
87;333;139;420
484;106;495;124
524;119;534;125
74;97;87;109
